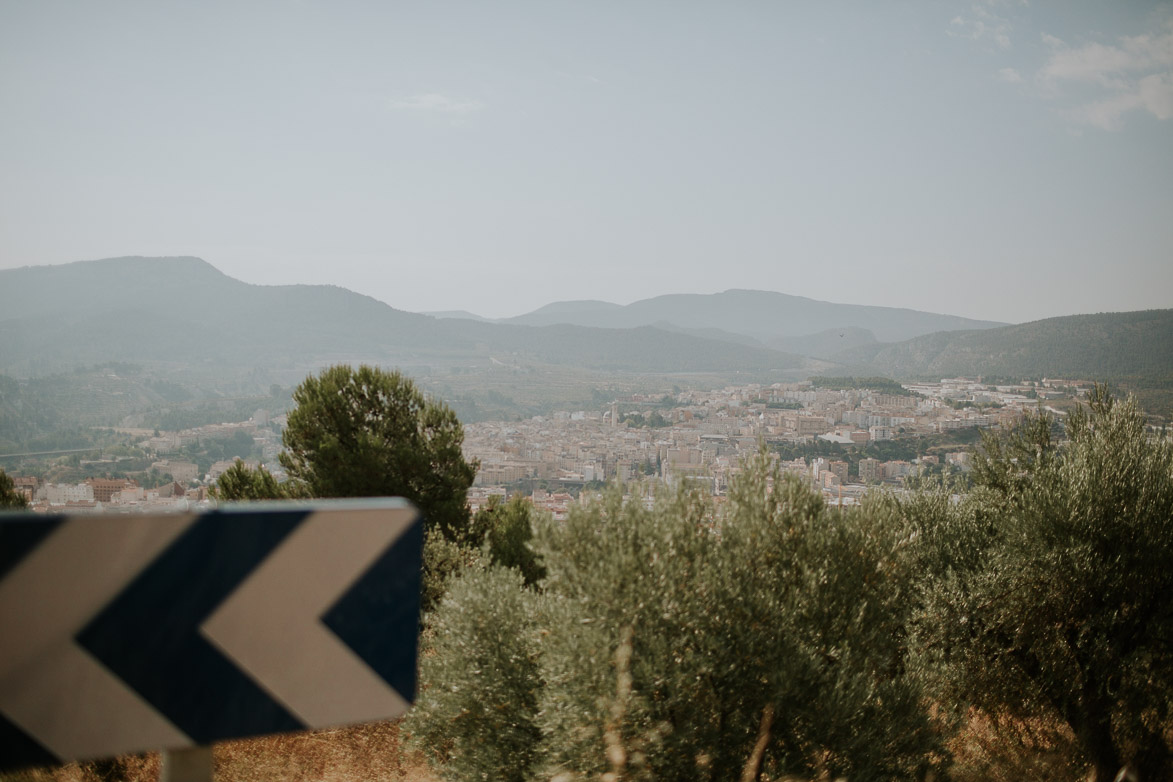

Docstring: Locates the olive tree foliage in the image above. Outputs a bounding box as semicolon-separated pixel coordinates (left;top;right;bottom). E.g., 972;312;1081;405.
420;527;481;615
471;494;547;587
533;452;939;782
408;448;943;782
0;468;28;509
279;364;477;539
911;388;1173;782
405;562;543;782
420;495;547;613
211;459;308;501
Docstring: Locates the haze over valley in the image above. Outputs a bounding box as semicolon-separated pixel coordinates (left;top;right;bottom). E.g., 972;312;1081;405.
2;256;1170;461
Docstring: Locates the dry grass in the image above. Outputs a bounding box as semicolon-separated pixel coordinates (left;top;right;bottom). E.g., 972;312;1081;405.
946;708;1089;782
2;709;1109;782
2;721;436;782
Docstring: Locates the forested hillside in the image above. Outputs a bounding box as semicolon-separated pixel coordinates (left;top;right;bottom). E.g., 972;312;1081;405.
832;309;1173;380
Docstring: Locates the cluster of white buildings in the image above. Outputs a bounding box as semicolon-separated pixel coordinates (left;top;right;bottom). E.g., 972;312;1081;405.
16;475;208;514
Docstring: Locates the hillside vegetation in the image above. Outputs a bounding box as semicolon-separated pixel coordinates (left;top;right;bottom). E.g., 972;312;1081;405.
833;309;1173;380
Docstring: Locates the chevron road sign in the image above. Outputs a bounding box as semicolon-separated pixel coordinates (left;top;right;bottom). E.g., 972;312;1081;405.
0;500;423;771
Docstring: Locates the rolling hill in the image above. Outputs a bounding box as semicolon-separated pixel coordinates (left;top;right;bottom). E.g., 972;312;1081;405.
832;309;1173;381
0;257;817;377
4;257;1166;392
502;289;1006;343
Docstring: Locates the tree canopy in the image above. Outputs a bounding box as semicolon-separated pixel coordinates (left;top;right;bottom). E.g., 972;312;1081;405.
212;459;306;502
408;450;941;781
279;364;477;539
470;494;546;587
911;387;1173;781
0;468;28;509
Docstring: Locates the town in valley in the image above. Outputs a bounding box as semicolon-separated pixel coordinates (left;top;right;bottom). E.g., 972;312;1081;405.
4;375;1092;517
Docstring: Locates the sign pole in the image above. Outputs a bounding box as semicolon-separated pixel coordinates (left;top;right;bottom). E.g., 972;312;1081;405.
160;746;213;782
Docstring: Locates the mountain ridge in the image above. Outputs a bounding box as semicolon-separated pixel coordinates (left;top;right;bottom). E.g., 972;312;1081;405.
832;309;1173;381
3;258;1167;409
500;288;1006;343
0;257;819;378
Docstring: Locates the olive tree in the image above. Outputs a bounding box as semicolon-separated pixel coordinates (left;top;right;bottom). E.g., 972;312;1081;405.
530;452;939;781
470;494;546;586
279;364;477;539
405;562;544;782
915;388;1173;781
410;449;942;781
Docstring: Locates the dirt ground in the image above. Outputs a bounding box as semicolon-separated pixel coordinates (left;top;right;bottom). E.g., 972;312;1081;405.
3;721;435;782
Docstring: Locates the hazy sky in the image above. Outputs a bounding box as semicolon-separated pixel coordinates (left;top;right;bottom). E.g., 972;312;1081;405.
2;1;1171;323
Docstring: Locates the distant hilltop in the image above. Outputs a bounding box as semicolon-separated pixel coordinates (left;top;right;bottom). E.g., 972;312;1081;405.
490;289;1007;345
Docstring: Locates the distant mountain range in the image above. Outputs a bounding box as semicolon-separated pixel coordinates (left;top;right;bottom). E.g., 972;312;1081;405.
426;290;1173;388
0;257;815;377
434;289;1006;347
1;258;1169;399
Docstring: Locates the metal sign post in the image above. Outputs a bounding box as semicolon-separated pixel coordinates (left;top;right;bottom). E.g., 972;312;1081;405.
161;746;214;782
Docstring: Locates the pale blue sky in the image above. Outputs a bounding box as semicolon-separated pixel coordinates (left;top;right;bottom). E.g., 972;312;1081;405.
1;1;1170;323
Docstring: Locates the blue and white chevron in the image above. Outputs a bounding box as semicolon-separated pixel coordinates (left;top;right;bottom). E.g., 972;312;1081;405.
0;500;422;771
